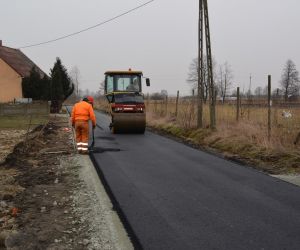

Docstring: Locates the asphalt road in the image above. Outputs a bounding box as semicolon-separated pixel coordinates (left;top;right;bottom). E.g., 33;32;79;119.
90;110;300;250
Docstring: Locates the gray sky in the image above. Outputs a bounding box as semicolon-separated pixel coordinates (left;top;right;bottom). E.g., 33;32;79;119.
1;0;300;95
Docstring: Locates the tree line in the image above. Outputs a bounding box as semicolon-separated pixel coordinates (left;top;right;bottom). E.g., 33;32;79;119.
187;57;300;102
22;57;74;112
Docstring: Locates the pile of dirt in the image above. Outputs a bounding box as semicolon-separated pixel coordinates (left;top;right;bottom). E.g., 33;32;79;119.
0;130;26;164
0;116;83;249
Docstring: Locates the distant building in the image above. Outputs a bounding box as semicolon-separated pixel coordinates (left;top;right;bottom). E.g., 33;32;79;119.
0;40;45;103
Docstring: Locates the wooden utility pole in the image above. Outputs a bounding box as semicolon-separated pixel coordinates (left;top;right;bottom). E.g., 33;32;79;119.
197;0;204;128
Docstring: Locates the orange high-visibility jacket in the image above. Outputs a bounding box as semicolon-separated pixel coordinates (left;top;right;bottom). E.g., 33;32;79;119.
71;101;96;127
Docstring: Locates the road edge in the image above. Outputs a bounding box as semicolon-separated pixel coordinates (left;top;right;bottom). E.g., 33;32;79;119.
147;126;300;188
89;153;143;250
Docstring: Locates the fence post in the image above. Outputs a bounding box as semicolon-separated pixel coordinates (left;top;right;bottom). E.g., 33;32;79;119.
189;89;196;128
274;88;279;126
236;87;240;122
214;90;217;128
160;99;163;116
192;89;196;117
165;95;168;116
268;75;272;141
175;90;179;118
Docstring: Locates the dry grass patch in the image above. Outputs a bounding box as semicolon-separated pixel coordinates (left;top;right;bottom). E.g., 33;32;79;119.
0;116;48;129
147;111;300;174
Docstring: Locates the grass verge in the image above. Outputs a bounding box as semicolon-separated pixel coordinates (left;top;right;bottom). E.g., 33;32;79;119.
0;115;49;129
148;121;300;175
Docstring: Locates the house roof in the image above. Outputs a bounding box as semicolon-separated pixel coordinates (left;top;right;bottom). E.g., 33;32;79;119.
0;44;45;78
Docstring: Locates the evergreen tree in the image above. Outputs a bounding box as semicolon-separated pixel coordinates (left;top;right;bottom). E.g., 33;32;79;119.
50;57;74;112
22;67;48;100
50;57;74;101
40;75;51;100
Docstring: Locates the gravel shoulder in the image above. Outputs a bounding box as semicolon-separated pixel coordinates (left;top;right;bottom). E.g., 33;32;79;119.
271;174;300;187
76;155;133;250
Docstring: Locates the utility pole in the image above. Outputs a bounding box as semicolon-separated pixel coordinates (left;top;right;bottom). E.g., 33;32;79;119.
197;0;204;128
203;0;216;129
198;0;215;129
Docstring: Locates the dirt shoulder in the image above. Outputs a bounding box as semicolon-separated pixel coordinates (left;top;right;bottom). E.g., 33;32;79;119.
0;115;133;250
0;130;27;164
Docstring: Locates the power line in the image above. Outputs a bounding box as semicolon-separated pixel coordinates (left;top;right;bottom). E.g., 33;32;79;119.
19;0;155;49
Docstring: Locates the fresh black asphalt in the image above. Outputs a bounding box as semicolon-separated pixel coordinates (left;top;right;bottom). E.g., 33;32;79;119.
89;110;300;250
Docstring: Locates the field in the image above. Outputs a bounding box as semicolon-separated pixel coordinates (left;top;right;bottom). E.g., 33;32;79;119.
145;97;300;174
0;115;49;129
145;98;300;146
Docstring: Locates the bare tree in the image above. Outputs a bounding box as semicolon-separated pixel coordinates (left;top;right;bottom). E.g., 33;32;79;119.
69;66;81;99
99;80;105;96
217;62;233;103
187;56;218;103
254;86;263;97
217;64;224;100
280;59;300;101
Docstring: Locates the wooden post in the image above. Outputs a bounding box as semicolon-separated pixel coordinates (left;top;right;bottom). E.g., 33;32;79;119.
273;88;279;126
268;75;272;141
192;89;196;114
165;95;168;116
175;90;179;118
236;87;240;122
214;89;217;127
190;89;196;128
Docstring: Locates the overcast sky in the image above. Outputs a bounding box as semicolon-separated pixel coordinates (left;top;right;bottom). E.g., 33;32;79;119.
1;0;300;96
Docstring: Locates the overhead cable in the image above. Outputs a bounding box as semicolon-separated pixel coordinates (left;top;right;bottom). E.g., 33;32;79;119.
19;0;155;49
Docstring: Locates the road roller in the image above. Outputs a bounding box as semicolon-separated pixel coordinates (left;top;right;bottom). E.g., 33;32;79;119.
104;69;150;133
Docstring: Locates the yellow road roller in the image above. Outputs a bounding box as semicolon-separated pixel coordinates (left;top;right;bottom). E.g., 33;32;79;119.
104;69;150;133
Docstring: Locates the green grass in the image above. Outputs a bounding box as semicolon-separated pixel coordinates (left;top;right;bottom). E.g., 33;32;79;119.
0;115;49;129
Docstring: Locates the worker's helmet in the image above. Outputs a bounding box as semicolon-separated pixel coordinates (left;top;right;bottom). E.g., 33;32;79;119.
87;96;94;104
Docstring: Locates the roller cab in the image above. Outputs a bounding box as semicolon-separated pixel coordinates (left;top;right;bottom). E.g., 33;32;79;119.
104;70;150;133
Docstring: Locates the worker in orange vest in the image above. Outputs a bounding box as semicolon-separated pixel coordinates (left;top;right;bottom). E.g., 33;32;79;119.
71;96;96;154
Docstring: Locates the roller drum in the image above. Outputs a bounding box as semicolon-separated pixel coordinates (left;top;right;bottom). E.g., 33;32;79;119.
112;113;146;133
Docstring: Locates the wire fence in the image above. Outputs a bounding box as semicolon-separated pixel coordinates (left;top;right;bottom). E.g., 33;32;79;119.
94;94;300;147
145;96;300;147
